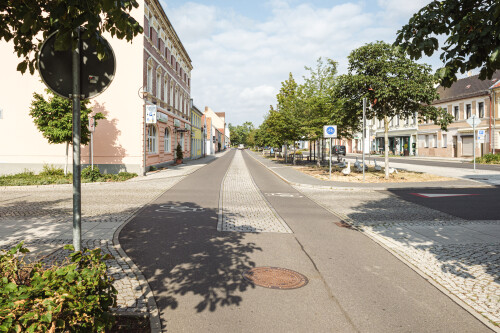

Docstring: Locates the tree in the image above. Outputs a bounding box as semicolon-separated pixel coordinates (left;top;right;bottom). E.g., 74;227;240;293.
338;42;453;179
394;0;500;87
228;122;255;146
29;90;105;175
301;58;353;166
0;0;143;75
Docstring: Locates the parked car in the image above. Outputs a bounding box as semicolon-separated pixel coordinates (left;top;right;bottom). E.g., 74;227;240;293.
332;145;346;156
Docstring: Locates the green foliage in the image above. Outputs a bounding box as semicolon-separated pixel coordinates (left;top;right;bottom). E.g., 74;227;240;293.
0;242;117;332
228;122;256;146
39;164;65;177
81;166;102;182
395;0;500;87
475;153;500;164
29;90;105;146
176;144;183;160
0;1;143;75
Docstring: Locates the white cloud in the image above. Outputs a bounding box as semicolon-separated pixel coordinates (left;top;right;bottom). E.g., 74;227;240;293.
165;0;440;126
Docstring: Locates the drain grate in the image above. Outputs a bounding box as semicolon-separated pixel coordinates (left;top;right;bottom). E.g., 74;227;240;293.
242;267;308;290
335;221;354;229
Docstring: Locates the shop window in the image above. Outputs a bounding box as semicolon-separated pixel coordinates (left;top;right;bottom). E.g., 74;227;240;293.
164;128;171;153
147;125;158;154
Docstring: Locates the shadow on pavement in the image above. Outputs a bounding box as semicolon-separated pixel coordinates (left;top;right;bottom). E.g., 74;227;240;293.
119;201;262;316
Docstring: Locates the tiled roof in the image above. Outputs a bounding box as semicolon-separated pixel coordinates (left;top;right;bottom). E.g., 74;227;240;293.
432;70;500;105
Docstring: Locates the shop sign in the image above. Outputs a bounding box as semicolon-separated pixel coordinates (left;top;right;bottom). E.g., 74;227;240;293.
146;105;157;124
157;112;168;123
174;119;181;127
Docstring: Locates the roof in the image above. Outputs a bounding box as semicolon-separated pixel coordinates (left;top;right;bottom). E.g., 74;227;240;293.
432;70;500;105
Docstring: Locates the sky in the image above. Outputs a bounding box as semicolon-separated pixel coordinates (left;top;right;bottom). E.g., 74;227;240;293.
159;0;440;126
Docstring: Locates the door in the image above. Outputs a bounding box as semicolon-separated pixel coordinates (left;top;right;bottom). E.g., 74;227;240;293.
453;136;458;157
462;136;473;156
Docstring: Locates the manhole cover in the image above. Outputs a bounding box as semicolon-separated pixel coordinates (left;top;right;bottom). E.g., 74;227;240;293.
242;267;308;289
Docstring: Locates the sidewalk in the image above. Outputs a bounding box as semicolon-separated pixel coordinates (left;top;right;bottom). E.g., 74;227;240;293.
0;151;228;331
248;151;492;190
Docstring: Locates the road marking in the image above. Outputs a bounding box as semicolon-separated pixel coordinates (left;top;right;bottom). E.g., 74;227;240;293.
410;193;480;198
155;205;205;213
265;193;304;198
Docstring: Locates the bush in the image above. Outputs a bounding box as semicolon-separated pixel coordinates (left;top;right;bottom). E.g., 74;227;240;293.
0;242;117;332
475;153;500;164
81;166;102;182
39;164;65;177
176;144;183;160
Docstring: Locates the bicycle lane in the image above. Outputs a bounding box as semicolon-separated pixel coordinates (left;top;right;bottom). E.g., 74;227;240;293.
242;150;492;332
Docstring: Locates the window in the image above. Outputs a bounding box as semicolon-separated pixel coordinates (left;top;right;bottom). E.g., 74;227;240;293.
425;135;429;148
170;84;174;107
413;112;418;125
164;128;171;153
478;102;484;118
405;116;409;125
157;37;161;50
147;64;153;93
442;134;447;148
149;27;153;40
147;125;157;154
454;106;459;120
396;115;400;126
466;104;472;119
433;135;437;148
156;71;161;98
180;132;185;151
164;78;168;102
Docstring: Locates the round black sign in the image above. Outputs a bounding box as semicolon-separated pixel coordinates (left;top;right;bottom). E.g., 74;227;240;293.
38;31;116;99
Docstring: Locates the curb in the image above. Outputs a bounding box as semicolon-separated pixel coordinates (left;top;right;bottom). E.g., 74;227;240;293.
247;151;493;191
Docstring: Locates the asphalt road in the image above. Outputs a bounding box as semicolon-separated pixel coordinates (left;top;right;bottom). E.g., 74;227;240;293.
388;187;500;220
120;149;492;332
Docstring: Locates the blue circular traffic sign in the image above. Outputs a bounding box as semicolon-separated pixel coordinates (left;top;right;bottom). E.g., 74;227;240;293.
326;127;336;135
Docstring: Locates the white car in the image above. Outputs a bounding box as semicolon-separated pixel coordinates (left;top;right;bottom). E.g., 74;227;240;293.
238;144;245;150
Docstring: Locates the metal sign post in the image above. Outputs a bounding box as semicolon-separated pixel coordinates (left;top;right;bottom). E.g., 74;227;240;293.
329;138;332;179
323;125;337;179
38;29;116;252
362;98;366;182
72;28;82;252
466;115;480;173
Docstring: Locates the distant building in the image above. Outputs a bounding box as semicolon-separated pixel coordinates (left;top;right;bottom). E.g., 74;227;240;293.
191;102;204;159
204;107;227;154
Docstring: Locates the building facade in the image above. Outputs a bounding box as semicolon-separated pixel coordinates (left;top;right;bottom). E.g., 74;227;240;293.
204;107;226;154
191;103;204;159
0;0;191;175
418;72;500;158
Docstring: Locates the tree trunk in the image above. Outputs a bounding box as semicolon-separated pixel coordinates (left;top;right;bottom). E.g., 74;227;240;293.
293;141;296;165
284;142;288;164
317;139;321;167
384;115;390;180
64;142;69;176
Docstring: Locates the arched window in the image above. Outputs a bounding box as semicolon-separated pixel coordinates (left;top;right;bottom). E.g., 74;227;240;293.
156;69;162;98
146;60;153;93
170;83;174;107
164;127;171;153
147;125;157;154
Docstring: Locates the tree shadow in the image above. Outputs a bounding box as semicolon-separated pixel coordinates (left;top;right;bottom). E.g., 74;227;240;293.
81;101;127;173
344;193;500;284
119;200;262;324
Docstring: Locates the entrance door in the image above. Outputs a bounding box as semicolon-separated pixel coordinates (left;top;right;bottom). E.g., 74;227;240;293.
453;136;458;157
462;136;473;156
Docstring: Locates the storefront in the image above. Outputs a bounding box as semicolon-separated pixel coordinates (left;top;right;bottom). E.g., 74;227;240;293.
375;130;417;156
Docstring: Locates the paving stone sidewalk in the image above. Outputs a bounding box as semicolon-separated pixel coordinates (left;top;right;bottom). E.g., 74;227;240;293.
297;187;500;328
0;152;227;320
218;150;291;233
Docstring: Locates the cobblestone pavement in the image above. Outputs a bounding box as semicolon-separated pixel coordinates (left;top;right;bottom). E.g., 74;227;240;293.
0;155;224;317
297;187;500;327
219;150;292;233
